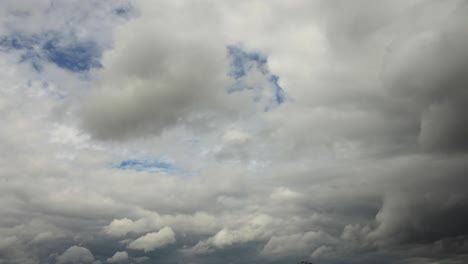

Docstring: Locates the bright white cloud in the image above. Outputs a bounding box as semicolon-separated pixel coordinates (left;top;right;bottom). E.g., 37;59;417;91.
127;227;176;252
105;211;220;237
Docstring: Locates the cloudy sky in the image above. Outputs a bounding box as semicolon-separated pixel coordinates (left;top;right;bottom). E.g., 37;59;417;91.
1;0;468;263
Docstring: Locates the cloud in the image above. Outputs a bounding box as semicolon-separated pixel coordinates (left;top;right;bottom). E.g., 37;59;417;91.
106;251;128;263
367;156;468;247
127;227;176;252
79;1;255;140
0;0;50;15
104;211;220;237
379;4;468;153
104;218;136;237
311;245;334;258
56;246;95;264
182;213;280;255
0;236;17;250
270;187;302;201
133;256;149;263
261;231;337;257
1;0;468;264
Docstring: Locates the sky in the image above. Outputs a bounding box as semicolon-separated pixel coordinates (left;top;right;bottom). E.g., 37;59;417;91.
0;0;468;263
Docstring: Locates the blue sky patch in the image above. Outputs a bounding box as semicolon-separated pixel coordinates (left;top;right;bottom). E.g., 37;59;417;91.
116;159;174;173
226;45;289;111
270;74;287;105
0;33;102;72
43;39;101;72
227;45;268;79
0;35;36;50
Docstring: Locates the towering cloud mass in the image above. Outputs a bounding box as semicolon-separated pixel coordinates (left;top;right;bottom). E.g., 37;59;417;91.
0;0;468;263
80;1;254;140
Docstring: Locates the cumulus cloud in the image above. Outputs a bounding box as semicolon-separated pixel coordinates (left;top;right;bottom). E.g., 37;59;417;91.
56;246;95;264
127;227;176;252
104;211;219;237
80;1;255;140
380;4;468;153
367;157;468;247
106;251;128;263
1;0;468;263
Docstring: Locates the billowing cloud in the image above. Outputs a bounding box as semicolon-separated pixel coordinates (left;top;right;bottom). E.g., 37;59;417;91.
183;214;277;255
1;0;468;264
79;1;255;140
56;246;95;264
104;211;220;237
106;251;128;263
127;227;176;252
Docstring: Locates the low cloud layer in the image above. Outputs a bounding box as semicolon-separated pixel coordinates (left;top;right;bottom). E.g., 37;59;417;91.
0;0;467;263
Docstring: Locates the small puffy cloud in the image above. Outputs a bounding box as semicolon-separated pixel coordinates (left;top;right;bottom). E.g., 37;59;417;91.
56;246;95;264
183;214;276;255
106;251;128;263
127;227;176;252
104;211;220;238
211;214;274;248
31;231;56;243
270;186;302;201
222;129;251;145
104;218;139;237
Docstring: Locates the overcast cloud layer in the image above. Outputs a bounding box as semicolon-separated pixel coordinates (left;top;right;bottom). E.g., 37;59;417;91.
1;1;468;263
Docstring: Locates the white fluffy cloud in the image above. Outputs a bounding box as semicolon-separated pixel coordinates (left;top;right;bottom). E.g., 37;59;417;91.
104;211;220;237
106;251;128;263
184;213;276;255
127;227;176;252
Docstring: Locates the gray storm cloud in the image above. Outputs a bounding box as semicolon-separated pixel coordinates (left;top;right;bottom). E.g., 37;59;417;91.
381;5;468;153
0;0;467;264
80;1;254;140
